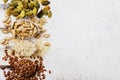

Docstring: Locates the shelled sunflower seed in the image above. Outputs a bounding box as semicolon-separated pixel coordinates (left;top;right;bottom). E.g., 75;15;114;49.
10;18;46;39
1;15;48;39
2;16;11;29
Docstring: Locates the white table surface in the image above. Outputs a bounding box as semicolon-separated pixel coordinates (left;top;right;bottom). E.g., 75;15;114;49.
1;0;120;80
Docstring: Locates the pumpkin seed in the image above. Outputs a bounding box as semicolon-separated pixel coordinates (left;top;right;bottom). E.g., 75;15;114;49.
25;0;28;3
48;11;52;18
10;1;18;7
17;10;25;19
3;0;8;3
18;1;23;8
41;1;50;6
26;10;33;16
42;9;48;15
33;7;37;15
44;6;50;10
12;6;22;13
28;3;34;9
7;0;40;18
23;1;28;8
37;10;43;18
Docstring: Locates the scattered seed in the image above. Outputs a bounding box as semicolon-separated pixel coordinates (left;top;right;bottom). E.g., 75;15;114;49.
2;29;9;34
43;34;50;38
44;42;50;46
3;0;8;3
44;6;50;10
48;10;52;18
41;1;50;6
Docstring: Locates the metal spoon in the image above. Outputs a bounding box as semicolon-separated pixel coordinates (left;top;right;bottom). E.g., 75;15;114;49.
0;59;37;77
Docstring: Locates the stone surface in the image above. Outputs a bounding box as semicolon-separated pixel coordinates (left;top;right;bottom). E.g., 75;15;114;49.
1;0;120;80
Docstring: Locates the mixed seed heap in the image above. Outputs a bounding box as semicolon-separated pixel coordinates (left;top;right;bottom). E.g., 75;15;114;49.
0;0;52;80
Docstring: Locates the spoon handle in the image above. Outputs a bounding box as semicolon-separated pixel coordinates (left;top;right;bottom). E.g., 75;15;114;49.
0;65;12;69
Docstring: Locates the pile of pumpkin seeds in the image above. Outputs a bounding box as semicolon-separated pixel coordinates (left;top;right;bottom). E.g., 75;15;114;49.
0;0;52;79
4;0;52;19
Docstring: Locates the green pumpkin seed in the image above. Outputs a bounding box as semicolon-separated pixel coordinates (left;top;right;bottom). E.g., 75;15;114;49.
3;0;8;3
48;11;52;18
33;7;37;15
18;1;23;8
26;10;33;16
23;1;28;8
13;6;22;13
36;1;40;8
30;1;36;6
34;0;40;8
24;9;30;12
41;1;50;6
6;0;42;18
25;0;28;3
28;3;34;9
17;10;25;19
42;9;48;15
6;6;14;16
10;1;18;7
44;6;50;10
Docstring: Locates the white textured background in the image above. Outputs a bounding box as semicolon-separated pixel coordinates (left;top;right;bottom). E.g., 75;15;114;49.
1;0;120;80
